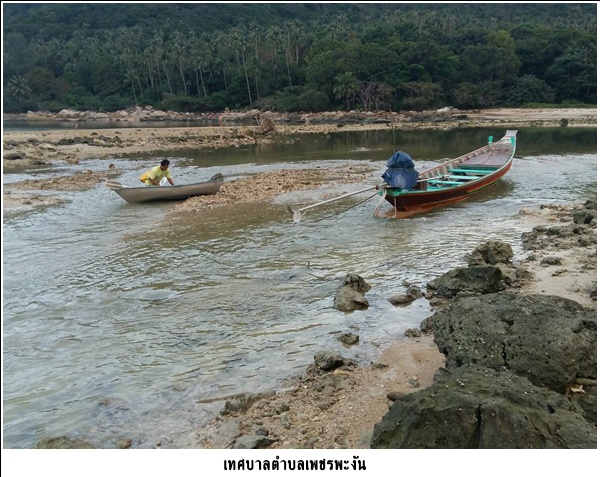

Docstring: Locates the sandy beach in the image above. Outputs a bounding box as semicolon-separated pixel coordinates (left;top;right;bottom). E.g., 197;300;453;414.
3;108;597;449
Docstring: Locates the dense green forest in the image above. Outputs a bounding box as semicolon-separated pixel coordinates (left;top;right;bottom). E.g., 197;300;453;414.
2;3;597;113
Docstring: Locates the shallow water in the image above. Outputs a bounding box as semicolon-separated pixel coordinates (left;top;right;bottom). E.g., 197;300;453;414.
2;127;596;448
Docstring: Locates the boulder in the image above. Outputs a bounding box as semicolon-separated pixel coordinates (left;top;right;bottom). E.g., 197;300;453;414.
371;365;596;449
427;265;506;298
466;240;514;265
334;273;371;312
430;293;596;394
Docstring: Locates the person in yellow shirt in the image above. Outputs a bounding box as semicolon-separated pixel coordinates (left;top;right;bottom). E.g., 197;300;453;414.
140;159;174;186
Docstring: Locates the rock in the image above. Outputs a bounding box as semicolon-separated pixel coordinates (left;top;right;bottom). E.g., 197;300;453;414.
116;438;132;449
390;284;422;306
371;365;596;449
314;351;345;371
427;265;506;298
430;293;597;394
3;152;26;160
540;256;562;265
334;287;369;311
339;333;359;345
573;208;596;225
55;109;80;119
466;240;514;265
406;285;423;299
222;392;273;415
341;273;371;294
231;434;277;449
388;294;415;306
334;273;371;312
404;328;421;338
35;436;95;449
386;391;406;401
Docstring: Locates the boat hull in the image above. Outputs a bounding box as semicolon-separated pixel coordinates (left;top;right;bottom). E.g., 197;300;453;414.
113;179;224;204
382;130;517;217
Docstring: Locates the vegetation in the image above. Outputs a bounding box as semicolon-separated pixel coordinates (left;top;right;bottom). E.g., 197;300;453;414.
2;3;596;113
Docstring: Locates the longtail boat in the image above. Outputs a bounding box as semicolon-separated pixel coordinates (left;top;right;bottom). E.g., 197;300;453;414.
378;130;517;217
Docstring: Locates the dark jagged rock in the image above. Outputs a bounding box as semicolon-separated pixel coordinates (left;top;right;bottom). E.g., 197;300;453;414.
426;265;506;298
371;365;596;449
374;203;597;449
231;434;277;449
573;207;597;225
466;240;514;266
313;351;349;371
430;293;596;394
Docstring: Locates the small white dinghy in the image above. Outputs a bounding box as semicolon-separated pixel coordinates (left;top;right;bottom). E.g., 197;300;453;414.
105;173;224;204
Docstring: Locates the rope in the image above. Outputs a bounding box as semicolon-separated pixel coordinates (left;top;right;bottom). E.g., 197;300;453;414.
304;191;380;224
373;188;388;216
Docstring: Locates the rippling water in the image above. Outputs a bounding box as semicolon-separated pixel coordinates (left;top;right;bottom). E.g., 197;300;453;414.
2;127;596;448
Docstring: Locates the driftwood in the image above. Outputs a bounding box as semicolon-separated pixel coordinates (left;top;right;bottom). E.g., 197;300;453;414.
254;118;278;135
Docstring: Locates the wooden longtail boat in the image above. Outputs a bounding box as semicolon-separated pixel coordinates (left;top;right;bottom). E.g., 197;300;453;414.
380;130;517;217
105;173;224;204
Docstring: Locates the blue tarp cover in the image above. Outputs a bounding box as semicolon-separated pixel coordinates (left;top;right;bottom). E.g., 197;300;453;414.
381;151;419;189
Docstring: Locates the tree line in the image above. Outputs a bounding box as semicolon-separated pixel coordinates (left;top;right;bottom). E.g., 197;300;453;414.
3;3;597;114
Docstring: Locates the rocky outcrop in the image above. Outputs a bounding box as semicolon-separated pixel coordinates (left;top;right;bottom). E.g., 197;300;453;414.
430;293;596;394
426;240;535;299
522;200;597;252
372;208;597;449
371;365;596;449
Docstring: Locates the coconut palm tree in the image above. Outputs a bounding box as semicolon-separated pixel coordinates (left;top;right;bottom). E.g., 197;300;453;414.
7;76;32;105
172;30;189;95
265;25;283;74
334;72;359;110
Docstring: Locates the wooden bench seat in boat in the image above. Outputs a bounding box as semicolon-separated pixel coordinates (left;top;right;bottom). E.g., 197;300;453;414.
446;175;481;181
448;168;493;175
428;179;464;186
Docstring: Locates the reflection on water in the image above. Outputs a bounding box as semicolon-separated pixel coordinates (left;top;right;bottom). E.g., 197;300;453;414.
2;127;596;448
113;126;598;168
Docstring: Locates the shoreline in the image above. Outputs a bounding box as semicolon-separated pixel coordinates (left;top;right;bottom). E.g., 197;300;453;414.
3;107;597;167
196;200;596;450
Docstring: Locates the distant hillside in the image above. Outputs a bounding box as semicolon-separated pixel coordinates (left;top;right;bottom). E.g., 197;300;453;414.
3;3;596;113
